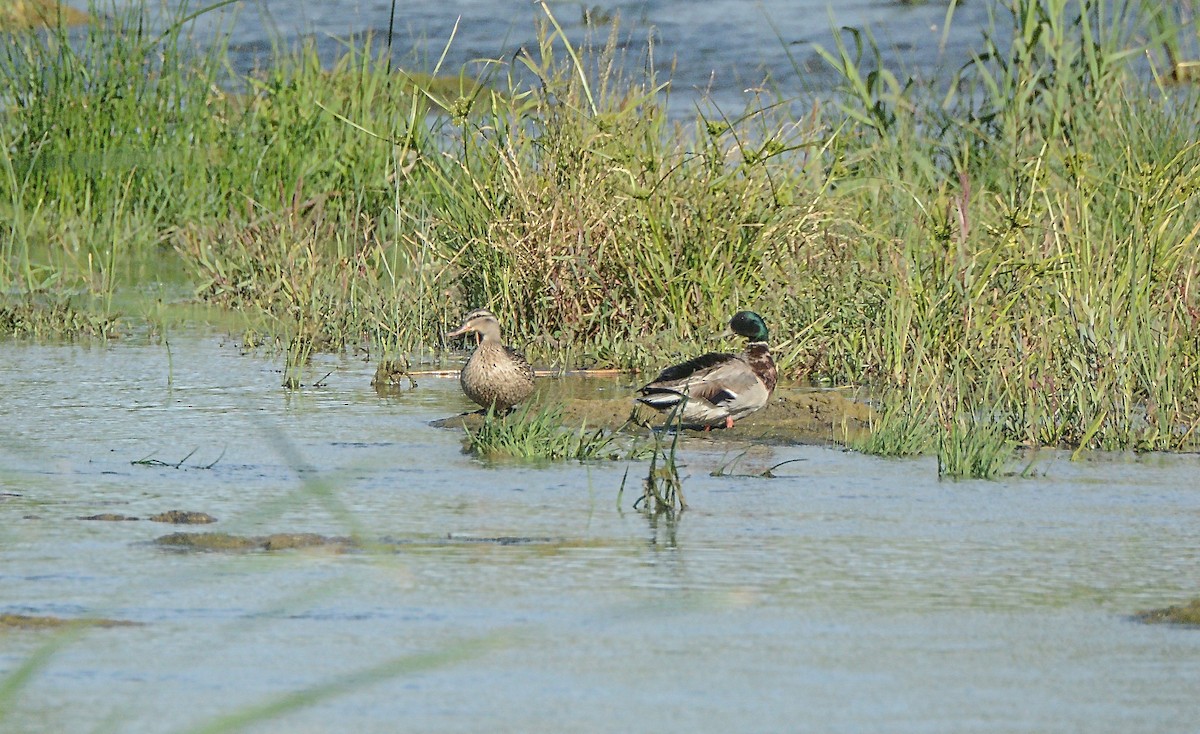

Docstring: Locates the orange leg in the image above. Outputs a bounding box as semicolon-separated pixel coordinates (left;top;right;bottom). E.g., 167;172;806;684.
725;416;734;429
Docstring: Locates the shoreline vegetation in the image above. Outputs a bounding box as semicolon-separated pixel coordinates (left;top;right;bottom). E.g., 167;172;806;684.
4;1;1200;469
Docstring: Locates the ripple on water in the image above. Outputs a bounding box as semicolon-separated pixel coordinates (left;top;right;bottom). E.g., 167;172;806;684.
2;335;1200;732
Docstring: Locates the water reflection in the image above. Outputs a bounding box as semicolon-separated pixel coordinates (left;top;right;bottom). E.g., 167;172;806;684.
642;506;680;550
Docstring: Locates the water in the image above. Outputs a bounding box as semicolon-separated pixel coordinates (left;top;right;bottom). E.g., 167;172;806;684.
113;0;1000;112
2;332;1199;732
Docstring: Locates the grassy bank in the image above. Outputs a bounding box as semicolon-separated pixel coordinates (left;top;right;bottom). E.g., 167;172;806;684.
3;1;1200;458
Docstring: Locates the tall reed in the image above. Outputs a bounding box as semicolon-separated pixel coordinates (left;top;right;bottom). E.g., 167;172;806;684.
3;0;1199;457
792;0;1200;458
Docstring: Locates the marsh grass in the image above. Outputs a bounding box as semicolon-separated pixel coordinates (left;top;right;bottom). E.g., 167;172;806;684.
1136;598;1200;626
710;452;806;479
465;403;626;461
1150;2;1200;81
787;0;1200;458
0;297;118;338
5;0;1200;726
2;0;1200;456
853;394;938;458
853;388;1016;479
936;413;1016;480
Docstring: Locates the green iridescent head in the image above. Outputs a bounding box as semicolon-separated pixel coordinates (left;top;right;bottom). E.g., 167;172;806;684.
729;311;769;342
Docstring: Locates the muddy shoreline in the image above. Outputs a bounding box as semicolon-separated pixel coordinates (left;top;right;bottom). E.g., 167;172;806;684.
428;385;877;445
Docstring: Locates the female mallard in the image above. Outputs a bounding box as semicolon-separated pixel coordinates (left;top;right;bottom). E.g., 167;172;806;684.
446;308;536;413
636;311;777;429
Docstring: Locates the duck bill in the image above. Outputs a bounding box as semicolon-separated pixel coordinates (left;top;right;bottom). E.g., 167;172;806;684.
446;325;482;346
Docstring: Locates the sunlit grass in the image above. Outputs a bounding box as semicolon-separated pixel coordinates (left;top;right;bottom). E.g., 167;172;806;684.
2;0;1199;457
465;403;628;461
0;298;118;338
936;413;1016;481
4;0;1200;727
852;393;937;458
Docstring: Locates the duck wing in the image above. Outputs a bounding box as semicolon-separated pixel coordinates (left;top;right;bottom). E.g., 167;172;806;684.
503;345;535;379
643;351;734;387
640;352;758;406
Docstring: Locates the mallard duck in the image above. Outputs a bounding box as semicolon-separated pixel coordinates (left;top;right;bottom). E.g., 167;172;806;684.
446;308;536;413
636;311;777;429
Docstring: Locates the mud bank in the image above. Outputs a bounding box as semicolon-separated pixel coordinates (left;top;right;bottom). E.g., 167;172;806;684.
0;613;138;630
153;532;354;553
431;385;876;445
1136;599;1200;627
152;531;610;554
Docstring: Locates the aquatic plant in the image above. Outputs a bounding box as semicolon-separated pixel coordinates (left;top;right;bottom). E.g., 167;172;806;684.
0;298;118;338
936;413;1016;480
852;392;937;458
630;406;687;514
852;388;1015;479
464;403;624;461
709;452;805;479
787;0;1200;455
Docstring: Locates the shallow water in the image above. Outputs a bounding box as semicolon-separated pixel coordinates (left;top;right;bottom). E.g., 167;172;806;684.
2;332;1199;732
110;0;998;113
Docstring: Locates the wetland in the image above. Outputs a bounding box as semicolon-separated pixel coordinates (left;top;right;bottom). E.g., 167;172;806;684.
3;334;1200;732
3;0;1200;730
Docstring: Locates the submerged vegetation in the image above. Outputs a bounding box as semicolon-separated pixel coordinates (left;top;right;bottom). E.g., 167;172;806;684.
635;410;687;514
0;298;117;338
3;0;1200;469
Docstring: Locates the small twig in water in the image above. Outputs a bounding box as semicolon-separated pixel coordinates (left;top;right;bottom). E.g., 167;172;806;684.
131;447;221;470
173;447;198;469
638;402;686;514
759;458;806;478
710;454;807;478
201;446;227;470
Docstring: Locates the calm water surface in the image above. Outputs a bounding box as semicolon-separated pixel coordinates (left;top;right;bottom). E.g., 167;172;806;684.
113;0;1000;111
2;333;1199;732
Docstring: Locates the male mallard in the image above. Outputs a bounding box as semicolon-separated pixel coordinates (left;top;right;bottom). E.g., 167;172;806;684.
446;308;536;413
636;311;777;429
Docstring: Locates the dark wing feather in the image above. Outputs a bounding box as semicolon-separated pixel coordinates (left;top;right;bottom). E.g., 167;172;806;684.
640;351;759;408
643;351;734;386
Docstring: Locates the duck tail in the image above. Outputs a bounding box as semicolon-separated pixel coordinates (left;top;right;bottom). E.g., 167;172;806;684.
636;391;685;410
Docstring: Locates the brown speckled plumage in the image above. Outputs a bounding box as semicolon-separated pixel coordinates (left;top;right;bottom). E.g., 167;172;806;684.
446;309;535;413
